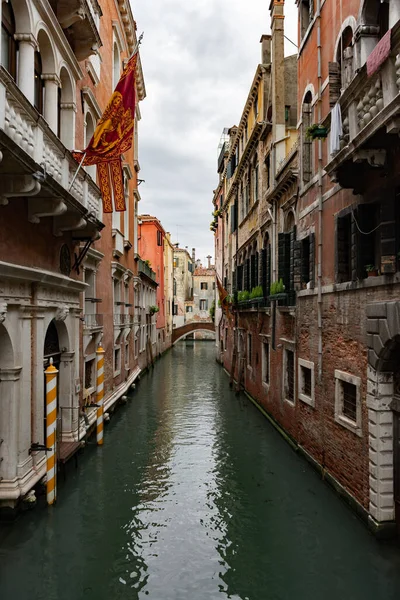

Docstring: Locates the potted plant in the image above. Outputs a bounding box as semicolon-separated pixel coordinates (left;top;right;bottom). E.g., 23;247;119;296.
365;264;379;277
238;290;250;304
306;124;328;140
149;305;159;316
268;279;287;300
249;285;264;307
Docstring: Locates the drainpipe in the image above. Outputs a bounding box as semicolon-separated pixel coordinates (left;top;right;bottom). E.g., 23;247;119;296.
317;0;323;384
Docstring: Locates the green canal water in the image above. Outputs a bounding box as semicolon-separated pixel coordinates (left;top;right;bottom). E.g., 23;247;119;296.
1;342;400;599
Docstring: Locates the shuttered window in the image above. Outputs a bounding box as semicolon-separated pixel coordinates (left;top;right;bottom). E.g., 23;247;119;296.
335;210;356;283
294;233;315;290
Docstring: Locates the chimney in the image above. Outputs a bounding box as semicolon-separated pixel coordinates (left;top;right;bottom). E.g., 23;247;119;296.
192;248;195;264
207;255;212;269
260;34;271;65
270;0;286;171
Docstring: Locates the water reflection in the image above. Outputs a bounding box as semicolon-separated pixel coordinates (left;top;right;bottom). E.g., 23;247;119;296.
0;342;400;600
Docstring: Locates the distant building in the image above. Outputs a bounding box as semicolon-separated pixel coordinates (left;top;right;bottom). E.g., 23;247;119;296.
173;247;193;328
192;257;216;340
138;215;170;356
163;233;174;350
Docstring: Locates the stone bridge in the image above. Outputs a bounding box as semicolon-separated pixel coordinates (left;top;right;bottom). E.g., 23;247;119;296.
172;321;215;344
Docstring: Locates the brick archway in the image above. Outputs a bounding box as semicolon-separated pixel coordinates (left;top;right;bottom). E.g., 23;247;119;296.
172;321;215;345
366;301;400;535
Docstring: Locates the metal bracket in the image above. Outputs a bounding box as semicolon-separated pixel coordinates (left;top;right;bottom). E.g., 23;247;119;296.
72;239;93;275
29;442;51;454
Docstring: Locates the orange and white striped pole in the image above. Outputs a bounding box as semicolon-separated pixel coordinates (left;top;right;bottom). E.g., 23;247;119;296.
96;345;105;445
45;358;58;505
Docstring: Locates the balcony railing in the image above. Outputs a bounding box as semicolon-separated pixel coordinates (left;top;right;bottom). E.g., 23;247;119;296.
138;259;157;282
325;20;400;185
0;69;102;224
84;313;103;329
113;313;134;326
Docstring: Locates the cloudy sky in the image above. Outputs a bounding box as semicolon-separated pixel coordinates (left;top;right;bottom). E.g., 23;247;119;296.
133;0;298;266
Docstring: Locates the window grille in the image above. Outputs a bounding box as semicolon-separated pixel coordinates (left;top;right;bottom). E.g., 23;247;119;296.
342;380;357;422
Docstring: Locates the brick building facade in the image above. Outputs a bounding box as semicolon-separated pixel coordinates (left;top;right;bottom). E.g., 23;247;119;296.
213;0;400;535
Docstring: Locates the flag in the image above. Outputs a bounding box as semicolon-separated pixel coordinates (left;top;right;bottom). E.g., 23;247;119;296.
216;276;233;321
72;52;138;213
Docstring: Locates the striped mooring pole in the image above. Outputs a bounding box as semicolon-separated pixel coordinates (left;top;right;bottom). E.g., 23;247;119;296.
96;345;105;445
45;358;58;505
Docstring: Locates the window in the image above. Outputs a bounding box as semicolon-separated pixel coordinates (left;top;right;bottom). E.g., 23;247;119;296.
125;340;129;368
284;348;295;404
253;92;258;118
84;358;95;391
294;234;315;290
173;279;177;295
34;51;44;114
300;0;313;39
174;258;179;268
113;42;120;89
186;306;193;313
302;91;313;184
247;333;252;366
336;211;353;283
213;282;216;290
298;358;315;407
262;342;270;385
173;303;178;316
157;230;162;246
337;26;354;91
278;213;296;305
200;282;208;290
335;370;362;435
114;347;121;375
1;1;17;79
199;299;208;311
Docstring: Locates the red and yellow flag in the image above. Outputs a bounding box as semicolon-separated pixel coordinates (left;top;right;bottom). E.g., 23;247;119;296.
217;276;233;321
73;52;138;213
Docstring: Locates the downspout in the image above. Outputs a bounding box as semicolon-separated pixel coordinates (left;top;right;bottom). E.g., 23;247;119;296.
317;0;323;384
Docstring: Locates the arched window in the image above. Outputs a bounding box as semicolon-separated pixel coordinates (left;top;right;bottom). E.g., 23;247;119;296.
113;42;120;89
337;26;354;91
1;1;17;79
362;0;389;40
302;91;313;185
34;51;44;114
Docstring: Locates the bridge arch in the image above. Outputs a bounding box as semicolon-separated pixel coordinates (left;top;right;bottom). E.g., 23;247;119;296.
172;321;215;345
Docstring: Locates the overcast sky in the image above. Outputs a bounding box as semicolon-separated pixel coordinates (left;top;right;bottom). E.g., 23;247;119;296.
133;0;298;266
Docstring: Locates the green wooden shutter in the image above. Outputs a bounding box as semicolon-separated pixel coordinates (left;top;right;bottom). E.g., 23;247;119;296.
294;239;302;291
278;232;290;292
289;227;296;305
266;244;271;305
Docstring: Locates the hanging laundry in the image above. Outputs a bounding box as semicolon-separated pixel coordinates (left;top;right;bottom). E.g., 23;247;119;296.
329;102;343;156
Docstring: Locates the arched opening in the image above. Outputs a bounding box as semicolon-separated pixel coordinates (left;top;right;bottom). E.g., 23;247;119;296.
302;91;313;185
1;0;18;79
336;26;354;90
59;66;75;148
361;0;389;39
0;323;14;369
113;42;120;89
37;29;57;130
85;111;96;180
34;50;44;113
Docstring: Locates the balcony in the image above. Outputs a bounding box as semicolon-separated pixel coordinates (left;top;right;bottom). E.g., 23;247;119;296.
325;20;400;191
49;0;102;61
112;229;124;259
0;69;103;239
114;313;134;326
83;313;103;329
138;258;157;284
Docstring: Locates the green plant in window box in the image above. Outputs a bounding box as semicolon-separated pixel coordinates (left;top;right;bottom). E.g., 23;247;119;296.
250;285;263;300
238;290;250;303
149;305;159;315
306;124;328;140
365;264;379;277
144;259;152;268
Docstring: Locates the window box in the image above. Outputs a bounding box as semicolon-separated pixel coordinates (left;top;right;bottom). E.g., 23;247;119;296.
306;125;328;140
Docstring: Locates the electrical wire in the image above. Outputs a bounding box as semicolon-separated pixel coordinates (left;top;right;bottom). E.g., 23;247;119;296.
352;208;382;235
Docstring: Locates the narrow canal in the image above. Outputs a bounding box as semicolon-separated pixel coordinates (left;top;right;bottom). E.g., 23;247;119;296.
1;342;400;599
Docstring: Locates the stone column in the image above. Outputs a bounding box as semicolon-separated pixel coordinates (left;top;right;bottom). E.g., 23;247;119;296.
0;367;22;481
389;2;400;29
59;102;76;149
367;366;395;524
14;34;37;105
42;74;60;134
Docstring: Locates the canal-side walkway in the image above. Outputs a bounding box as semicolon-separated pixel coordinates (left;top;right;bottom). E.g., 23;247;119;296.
0;342;400;600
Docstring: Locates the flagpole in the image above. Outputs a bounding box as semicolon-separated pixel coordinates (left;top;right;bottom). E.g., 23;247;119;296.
69;152;86;192
129;32;144;60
